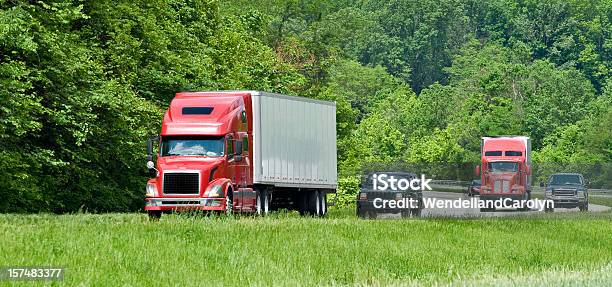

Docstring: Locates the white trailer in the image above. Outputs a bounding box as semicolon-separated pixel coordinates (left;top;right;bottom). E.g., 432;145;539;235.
252;92;337;189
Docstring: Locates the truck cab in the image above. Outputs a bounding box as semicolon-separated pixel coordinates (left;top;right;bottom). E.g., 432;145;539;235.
543;173;589;212
477;136;532;211
144;92;254;219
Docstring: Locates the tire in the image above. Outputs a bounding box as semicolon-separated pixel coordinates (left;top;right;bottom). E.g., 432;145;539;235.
298;192;308;216
318;192;327;217
579;201;589;212
225;193;233;215
411;208;422;218
148;211;162;221
544;206;554;213
366;211;377;219
401;211;411;218
520;192;530;211
308;190;321;216
256;188;270;216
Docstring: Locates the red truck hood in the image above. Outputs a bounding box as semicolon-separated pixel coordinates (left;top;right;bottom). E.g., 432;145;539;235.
158;156;224;169
486;173;517;182
156;156;225;196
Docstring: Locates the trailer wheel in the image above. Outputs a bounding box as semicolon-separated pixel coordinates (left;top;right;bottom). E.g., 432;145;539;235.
298;192;308;216
148;211;161;221
302;190;321;216
318;192;327;217
310;190;321;216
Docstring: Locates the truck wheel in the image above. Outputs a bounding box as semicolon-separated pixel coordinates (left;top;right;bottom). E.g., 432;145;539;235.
318;192;327;217
520;192;530;211
579;202;589;212
256;188;270;216
544;206;554;213
298;192;308;216
411;208;422;218
300;190;321;216
148;211;162;221
225;193;233;215
308;190;321;216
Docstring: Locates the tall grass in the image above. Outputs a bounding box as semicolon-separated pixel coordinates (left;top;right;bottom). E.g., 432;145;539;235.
0;209;611;286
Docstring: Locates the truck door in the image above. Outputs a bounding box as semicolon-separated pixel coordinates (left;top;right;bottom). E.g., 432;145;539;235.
237;134;254;210
226;135;241;210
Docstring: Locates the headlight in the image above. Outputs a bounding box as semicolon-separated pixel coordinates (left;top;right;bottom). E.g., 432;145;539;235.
205;185;223;197
146;184;157;197
545;189;552;197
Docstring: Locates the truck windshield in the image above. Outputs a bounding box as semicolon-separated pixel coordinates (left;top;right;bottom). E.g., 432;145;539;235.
550;175;581;185
488;162;518;173
161;136;225;157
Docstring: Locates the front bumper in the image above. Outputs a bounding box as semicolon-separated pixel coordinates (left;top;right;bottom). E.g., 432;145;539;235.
546;196;586;207
145;197;226;211
478;194;524;201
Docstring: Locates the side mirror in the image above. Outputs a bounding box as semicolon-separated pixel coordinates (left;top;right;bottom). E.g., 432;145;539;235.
146;135;160;161
235;140;243;156
475;165;481;176
146;139;154;162
146;136;160;175
539;181;545;188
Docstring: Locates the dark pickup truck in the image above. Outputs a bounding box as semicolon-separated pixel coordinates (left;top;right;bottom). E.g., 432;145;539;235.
356;172;423;219
542;173;589;212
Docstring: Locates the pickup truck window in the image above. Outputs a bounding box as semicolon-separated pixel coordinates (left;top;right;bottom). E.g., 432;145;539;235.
488;162;518;173
161;136;224;157
549;174;582;185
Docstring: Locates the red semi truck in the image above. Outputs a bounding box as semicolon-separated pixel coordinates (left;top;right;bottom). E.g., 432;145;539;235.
144;91;337;219
476;136;532;211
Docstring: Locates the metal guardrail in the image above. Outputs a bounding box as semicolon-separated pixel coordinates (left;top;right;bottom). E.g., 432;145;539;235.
430;180;470;187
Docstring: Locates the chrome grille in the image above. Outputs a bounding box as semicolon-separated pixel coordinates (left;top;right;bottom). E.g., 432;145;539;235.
494;181;501;193
554;189;576;197
493;180;510;193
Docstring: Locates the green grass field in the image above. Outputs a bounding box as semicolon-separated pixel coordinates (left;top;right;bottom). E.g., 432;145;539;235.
1;208;612;286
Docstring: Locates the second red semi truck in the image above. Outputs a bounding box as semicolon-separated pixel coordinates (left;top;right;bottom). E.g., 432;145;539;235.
144;91;337;219
476;136;532;211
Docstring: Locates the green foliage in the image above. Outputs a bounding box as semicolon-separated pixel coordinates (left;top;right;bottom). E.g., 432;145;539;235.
0;0;303;212
334;176;360;207
2;0;611;212
2;213;612;285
